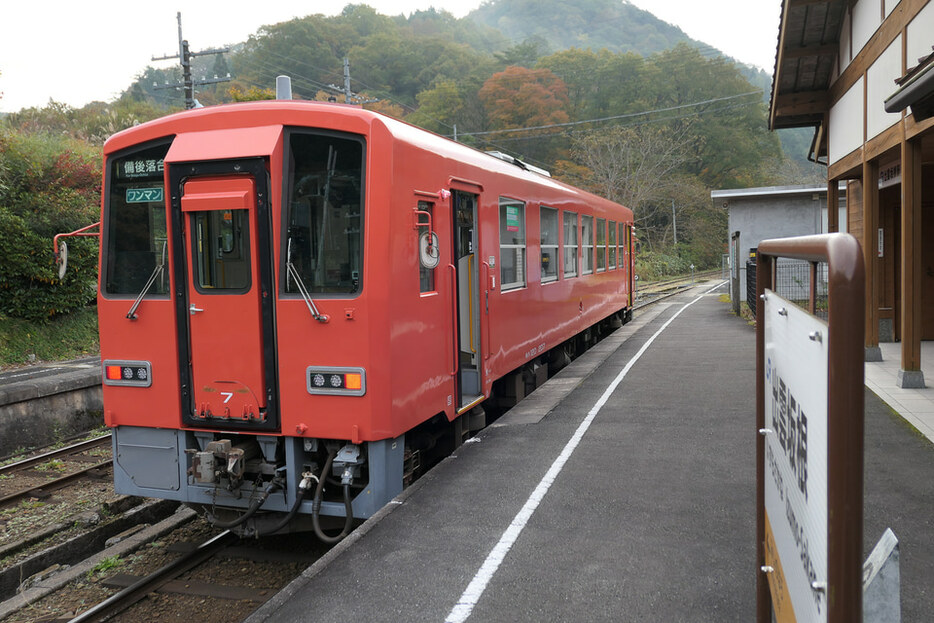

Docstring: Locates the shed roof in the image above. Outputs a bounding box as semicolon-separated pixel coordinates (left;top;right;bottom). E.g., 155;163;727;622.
711;184;834;200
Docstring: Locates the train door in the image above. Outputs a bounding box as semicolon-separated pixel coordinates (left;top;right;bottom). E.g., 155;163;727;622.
452;191;483;410
170;160;278;430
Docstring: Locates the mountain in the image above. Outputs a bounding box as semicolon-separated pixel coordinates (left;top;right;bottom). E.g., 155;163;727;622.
469;0;702;58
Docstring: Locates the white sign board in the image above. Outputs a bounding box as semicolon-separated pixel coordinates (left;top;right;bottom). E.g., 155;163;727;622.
763;290;829;622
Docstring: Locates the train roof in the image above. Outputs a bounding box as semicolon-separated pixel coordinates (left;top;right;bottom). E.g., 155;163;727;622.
104;100;629;213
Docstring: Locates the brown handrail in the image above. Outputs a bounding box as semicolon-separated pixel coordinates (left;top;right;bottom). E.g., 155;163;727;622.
755;233;864;623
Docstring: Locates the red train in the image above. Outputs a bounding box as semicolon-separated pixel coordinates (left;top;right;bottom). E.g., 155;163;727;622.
94;99;634;538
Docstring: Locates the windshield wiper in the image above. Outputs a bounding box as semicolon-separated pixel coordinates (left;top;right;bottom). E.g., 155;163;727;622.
286;237;329;323
127;242;166;320
287;261;329;323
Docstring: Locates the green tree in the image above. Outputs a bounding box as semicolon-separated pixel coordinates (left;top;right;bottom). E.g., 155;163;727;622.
0;129;100;320
494;37;550;68
643;44;781;189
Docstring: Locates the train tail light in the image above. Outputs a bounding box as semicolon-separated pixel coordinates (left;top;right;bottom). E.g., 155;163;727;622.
102;360;152;387
306;367;366;396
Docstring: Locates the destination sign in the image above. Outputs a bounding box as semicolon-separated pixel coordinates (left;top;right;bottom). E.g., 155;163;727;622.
126;187;164;203
118;158;164;180
763;291;829;622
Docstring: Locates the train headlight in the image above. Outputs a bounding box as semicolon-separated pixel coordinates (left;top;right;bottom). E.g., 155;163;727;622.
102;360;152;387
306;367;366;396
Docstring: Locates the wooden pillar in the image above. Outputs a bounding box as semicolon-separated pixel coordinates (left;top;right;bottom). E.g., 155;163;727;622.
827;178;840;233
898;137;924;387
863;159;882;361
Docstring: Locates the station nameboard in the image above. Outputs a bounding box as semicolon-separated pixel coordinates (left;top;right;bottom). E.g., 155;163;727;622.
763;290;828;622
755;233;864;623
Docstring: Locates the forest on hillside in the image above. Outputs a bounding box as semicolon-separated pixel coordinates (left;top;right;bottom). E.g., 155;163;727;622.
1;0;827;321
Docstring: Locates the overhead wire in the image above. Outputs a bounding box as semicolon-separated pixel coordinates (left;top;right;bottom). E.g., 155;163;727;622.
453;90;763;139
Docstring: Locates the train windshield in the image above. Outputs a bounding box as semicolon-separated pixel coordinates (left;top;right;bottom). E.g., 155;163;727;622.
104;141;171;296
284;131;365;296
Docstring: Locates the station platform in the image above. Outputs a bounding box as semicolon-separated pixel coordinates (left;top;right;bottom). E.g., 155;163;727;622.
247;284;934;622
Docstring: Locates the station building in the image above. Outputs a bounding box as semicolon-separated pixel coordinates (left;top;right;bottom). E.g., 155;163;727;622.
770;0;934;387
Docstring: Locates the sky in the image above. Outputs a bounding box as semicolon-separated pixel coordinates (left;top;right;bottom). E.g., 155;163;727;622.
0;1;782;114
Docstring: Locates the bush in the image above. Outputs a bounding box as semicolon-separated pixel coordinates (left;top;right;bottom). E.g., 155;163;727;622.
0;129;101;320
633;250;690;281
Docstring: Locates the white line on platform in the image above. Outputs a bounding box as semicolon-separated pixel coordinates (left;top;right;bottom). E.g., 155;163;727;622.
445;288;714;623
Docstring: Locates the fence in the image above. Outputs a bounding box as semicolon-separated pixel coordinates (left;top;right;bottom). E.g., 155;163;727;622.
746;257;829;320
746;259;758;316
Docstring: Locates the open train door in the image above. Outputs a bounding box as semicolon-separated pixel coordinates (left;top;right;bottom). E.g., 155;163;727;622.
450;190;484;411
169;159;279;431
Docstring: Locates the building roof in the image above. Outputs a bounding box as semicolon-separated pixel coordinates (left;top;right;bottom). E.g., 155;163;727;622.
885;47;934;121
769;0;848;134
711;184;834;200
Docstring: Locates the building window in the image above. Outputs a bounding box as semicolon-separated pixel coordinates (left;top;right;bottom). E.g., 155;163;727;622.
541;206;559;283
609;220;617;269
563;211;578;278
596;217;606;272
500;198;526;290
581;214;594;275
418;201;435;293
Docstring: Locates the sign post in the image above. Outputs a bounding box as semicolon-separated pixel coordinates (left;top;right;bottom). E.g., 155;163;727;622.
755;234;865;623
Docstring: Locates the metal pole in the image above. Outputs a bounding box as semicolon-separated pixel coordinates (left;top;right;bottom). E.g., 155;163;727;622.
344;57;352;104
672;199;677;245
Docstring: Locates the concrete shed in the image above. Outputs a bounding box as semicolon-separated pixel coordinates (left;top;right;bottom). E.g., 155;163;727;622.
713;184;846;306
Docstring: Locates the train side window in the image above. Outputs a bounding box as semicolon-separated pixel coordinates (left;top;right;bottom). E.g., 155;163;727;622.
499;198;526;291
581;214;594;275
596;217;606;272
540;206;558;283
563;211;578;278
103;141;171;296
418;201;435;293
284;131;365;296
609;220;617;269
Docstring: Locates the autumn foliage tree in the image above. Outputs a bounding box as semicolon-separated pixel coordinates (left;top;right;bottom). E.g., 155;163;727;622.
478;66;570;132
477;66;571;162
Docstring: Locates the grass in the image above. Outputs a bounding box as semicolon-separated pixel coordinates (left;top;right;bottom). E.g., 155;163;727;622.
89;555;122;578
0;306;99;369
35;459;67;473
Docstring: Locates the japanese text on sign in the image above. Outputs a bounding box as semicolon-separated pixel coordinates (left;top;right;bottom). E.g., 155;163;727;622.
126;187;164;203
120;158;164;179
763;291;829;623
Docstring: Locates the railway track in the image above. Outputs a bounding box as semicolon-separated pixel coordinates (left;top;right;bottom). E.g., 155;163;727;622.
634;269;722;309
0;435;113;511
67;530;240;622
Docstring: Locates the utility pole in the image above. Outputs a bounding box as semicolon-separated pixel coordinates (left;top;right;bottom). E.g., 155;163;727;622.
329;57;379;105
671;199;678;245
153;12;231;109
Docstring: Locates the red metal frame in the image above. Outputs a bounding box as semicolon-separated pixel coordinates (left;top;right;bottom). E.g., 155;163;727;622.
53;221;101;257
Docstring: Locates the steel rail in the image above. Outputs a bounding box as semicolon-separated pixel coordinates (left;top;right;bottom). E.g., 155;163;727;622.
0;460;113;509
68;530;240;623
0;435;112;475
636;268;720;296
